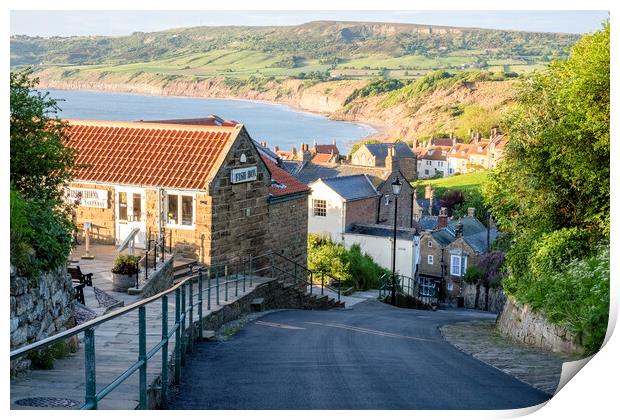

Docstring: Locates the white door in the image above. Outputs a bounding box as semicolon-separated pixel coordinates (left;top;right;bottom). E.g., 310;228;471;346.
115;187;146;249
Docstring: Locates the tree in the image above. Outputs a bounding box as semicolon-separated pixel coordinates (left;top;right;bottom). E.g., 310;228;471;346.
440;190;464;216
10;69;77;276
482;22;609;353
11;68;77;203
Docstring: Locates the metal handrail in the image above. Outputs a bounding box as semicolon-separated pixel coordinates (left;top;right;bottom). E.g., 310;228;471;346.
10;250;344;409
116;227;141;253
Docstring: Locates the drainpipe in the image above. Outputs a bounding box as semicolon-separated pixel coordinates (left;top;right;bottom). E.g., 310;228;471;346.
158;189;163;241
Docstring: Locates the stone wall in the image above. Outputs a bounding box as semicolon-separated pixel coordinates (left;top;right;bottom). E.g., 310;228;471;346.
10;266;77;373
70;182;116;244
462;283;506;313
377;178;415;229
497;296;584;355
268;194;309;270
128;256;175;298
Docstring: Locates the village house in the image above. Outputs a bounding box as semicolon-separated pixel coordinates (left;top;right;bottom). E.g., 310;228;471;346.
349;142;417;182
64;116;310;268
416;146;451;179
417;208;497;303
307;175;379;242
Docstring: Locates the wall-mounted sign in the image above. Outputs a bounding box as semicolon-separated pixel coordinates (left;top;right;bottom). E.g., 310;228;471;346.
230;166;257;184
66;188;109;208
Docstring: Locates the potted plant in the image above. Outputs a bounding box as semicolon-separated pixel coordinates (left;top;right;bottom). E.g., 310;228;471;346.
111;255;140;292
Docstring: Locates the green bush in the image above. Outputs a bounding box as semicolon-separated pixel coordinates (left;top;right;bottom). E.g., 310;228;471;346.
27;341;71;370
307;235;388;290
111;255;140;275
529;228;591;279
463;265;484;285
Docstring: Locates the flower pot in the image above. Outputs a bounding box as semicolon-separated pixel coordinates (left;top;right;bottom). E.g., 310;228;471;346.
112;272;137;292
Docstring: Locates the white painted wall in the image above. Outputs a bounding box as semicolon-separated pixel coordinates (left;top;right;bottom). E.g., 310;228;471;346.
342;233;417;278
307;180;346;243
418;159;448;179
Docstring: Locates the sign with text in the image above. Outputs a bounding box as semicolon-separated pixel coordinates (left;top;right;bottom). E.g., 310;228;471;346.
66;188;109;208
230;166;258;184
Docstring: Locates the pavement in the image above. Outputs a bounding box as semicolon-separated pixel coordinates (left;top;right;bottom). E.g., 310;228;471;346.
169;300;552;410
10;272;271;410
441;319;576;395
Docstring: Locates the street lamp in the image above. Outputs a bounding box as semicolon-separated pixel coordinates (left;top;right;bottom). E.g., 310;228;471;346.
391;176;402;305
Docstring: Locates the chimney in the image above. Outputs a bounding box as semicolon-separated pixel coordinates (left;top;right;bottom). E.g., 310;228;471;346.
452;137;457;146
292;146;297;158
454;222;463;238
388;145;395;157
449;132;454;140
467;207;475;218
274;145;279;152
426;185;434;216
438;207;449;229
332;139;336;145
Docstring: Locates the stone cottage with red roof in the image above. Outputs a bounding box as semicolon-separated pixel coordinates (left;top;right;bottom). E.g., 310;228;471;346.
64;116;310;267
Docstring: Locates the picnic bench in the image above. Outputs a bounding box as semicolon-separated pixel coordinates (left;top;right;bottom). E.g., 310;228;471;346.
68;266;93;286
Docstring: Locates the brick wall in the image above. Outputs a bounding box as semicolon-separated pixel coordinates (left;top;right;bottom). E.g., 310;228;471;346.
268;194;309;267
344;197;379;229
377;179;414;229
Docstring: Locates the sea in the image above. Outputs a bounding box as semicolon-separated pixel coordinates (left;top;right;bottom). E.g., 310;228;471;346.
46;89;375;154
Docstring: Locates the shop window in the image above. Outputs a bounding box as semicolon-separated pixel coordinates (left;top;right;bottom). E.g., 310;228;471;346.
166;192;195;228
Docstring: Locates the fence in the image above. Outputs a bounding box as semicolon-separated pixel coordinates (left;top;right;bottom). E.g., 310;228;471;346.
378;273;439;308
134;230;174;289
10;251;341;409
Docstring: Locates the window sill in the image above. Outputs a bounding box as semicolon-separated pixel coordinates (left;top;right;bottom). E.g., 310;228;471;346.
165;224;196;231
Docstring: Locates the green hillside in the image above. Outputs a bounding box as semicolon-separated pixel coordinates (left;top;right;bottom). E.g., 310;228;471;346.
10;21;579;82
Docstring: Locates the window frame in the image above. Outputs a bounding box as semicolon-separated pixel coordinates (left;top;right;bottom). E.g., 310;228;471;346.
164;190;197;230
312;199;327;217
450;255;468;276
427;255;434;265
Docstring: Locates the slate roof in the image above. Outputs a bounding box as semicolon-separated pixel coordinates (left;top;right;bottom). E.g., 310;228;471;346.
418;215;439;231
65;119;240;190
346;223;420;241
430;216;497;253
295;162;392;187
317;175;378;201
315;144;339;155
364;142;415;159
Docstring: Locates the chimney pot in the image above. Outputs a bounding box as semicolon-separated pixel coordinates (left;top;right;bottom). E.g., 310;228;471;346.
467;207;475;218
438;207;448;229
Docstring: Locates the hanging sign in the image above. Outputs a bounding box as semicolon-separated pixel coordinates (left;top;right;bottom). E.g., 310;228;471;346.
66;188;109;208
230;166;258;184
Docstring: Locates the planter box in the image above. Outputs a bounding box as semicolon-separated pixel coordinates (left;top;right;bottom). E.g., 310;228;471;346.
112;272;137;292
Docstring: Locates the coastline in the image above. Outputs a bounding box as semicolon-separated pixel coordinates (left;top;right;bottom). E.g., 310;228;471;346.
38;79;389;143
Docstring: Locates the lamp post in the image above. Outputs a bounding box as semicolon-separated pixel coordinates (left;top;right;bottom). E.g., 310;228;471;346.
391;176;402;305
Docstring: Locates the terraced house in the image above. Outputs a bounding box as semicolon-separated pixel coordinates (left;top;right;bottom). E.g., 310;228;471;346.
64;116;310;267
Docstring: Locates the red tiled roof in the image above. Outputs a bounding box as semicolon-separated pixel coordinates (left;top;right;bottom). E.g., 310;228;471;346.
261;156;310;197
314;144;339;155
311;153;336;164
421;146;450;161
144;116;239;126
65;119;241;190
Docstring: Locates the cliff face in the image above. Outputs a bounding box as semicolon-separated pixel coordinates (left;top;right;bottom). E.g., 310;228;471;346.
35;69;514;142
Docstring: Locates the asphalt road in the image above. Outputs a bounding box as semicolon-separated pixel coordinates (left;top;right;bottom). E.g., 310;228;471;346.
170;300;552;410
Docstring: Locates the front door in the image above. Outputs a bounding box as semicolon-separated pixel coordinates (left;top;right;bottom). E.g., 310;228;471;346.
115;187;146;249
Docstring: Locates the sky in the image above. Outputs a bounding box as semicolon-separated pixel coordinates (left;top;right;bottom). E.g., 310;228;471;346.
10;10;609;37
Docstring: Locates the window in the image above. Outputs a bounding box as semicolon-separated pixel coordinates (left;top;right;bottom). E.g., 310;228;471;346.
428;255;434;265
119;192;128;221
425;169;429;175
427;241;432;248
450;255;467;276
132;193;141;222
426;160;432;166
313;199;326;217
420;278;436;297
166;193;194;227
384;195;390;206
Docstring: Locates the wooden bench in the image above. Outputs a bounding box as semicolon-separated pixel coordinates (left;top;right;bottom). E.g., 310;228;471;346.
73;282;86;305
68;266;93;286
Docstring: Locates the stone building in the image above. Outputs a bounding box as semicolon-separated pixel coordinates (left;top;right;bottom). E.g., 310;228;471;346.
417;210;497;302
375;171;417;229
350;142;417;181
65;117;310;267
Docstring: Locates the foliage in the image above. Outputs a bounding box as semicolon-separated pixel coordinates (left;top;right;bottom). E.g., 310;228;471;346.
476;251;506;288
10;70;77;277
463;265;484;285
454;104;501;139
440;190;464;216
343;78;404;105
307;234;389;290
483;22;610;354
27;341;71;370
111;255;141;275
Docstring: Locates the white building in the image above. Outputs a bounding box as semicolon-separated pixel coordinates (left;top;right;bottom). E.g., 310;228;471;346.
343;224;420;279
416;147;450;179
307;175;379;243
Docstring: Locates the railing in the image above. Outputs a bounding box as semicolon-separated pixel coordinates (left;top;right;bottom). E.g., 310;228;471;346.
10;250;342;410
133;230;174;289
117;227;141;254
378;273;439;308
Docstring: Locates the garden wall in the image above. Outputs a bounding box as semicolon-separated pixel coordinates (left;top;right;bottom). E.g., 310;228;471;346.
462;283;506;313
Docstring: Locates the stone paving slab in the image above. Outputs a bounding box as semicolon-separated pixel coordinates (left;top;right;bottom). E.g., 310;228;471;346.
440;319;579;395
10;275;270;410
